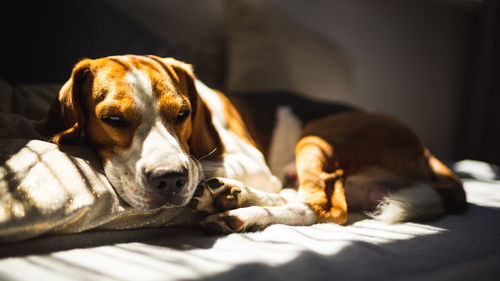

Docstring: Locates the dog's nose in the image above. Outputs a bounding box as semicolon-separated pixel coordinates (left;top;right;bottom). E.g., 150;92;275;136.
147;167;188;194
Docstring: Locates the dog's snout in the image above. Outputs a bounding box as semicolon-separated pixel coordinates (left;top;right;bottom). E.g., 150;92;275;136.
147;167;188;194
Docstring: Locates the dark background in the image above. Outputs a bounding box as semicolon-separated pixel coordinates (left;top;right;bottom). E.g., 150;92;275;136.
1;1;165;84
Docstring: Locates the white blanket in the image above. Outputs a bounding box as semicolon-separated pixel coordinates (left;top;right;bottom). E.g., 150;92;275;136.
1;169;499;281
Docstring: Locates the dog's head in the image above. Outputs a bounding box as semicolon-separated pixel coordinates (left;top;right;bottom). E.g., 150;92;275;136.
47;55;223;210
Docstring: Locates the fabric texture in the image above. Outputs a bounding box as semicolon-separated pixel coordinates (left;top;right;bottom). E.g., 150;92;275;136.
0;139;195;243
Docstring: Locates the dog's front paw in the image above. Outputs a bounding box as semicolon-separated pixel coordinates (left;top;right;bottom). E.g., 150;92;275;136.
188;178;246;215
200;212;246;234
199;207;266;234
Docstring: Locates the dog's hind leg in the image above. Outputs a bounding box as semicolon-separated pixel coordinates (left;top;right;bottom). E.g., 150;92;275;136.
295;135;348;225
425;150;466;213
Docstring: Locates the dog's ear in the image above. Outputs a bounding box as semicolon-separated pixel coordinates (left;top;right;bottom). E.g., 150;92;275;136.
150;56;224;160
46;59;93;145
188;83;225;160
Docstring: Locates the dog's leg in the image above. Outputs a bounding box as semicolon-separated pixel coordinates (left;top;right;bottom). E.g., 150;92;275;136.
195;134;350;233
189;135;349;233
295;135;348;224
199;202;316;233
188;177;287;214
189;177;317;233
425;150;466;213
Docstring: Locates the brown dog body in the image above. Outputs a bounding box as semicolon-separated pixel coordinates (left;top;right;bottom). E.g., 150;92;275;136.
47;55;466;233
225;94;465;227
297;111;464;223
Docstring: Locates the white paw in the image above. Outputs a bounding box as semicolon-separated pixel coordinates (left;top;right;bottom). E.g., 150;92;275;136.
199;207;267;234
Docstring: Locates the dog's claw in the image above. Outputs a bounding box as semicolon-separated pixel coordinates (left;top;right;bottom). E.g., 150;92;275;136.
213;186;242;210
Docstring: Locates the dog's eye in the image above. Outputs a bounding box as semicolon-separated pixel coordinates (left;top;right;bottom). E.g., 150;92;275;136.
175;110;190;124
101;115;130;129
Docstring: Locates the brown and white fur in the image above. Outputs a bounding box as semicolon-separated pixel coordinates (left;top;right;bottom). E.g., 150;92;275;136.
47;55;466;233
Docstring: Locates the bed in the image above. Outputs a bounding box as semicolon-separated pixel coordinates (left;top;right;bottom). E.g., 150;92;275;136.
1;70;499;281
2;1;499;280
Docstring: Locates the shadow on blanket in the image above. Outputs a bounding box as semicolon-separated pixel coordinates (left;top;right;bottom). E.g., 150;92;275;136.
0;226;211;258
1;203;499;281
182;205;500;281
0;139;98;199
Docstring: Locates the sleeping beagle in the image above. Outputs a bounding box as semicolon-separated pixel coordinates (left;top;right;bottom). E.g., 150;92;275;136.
47;55;466;233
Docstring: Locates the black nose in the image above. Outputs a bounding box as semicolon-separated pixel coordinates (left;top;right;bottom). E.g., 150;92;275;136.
147;167;188;194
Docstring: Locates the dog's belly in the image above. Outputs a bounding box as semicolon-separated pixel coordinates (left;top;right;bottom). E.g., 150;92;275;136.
345;176;391;211
344;171;412;211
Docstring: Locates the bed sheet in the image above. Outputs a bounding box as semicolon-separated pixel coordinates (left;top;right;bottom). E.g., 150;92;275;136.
0;160;499;281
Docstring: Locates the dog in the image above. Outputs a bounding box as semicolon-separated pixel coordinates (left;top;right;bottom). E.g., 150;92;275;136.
46;55;466;233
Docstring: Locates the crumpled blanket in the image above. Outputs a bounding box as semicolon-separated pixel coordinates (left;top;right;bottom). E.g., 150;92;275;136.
0;139;195;242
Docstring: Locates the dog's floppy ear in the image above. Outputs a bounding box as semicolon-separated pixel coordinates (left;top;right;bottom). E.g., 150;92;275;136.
188;80;225;160
46;59;93;145
151;56;224;160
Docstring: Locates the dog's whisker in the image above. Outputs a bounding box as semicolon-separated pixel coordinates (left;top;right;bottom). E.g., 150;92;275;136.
197;147;218;162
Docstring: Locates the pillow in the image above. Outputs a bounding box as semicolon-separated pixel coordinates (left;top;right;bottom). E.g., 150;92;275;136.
224;0;356;104
0;138;193;243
